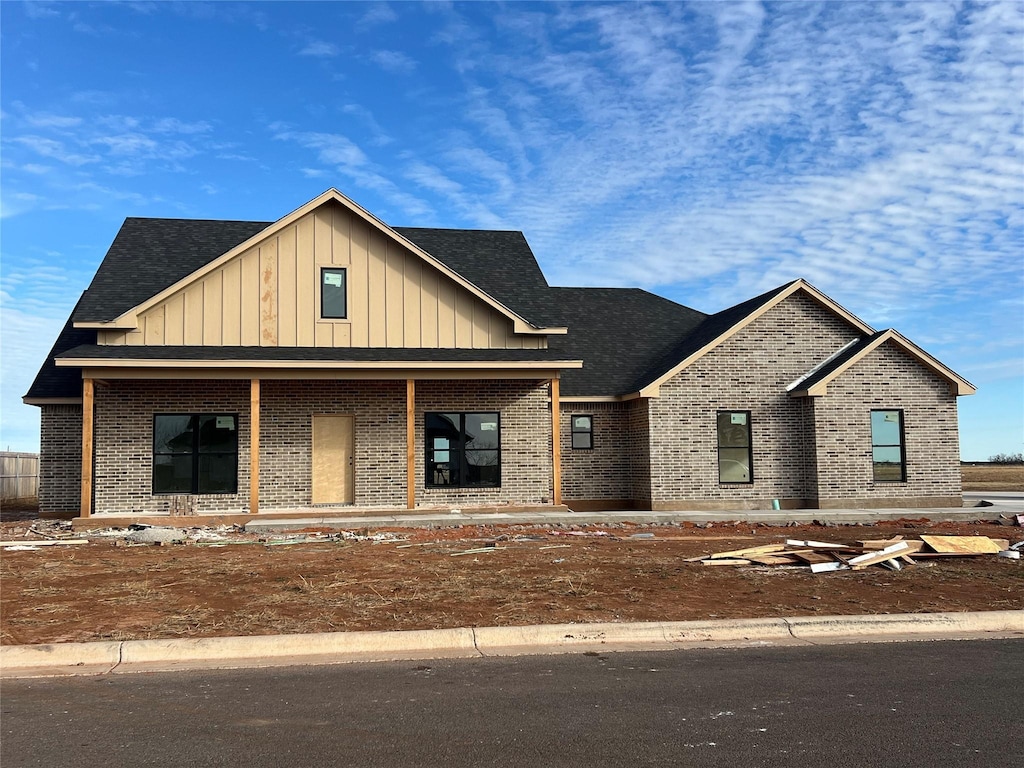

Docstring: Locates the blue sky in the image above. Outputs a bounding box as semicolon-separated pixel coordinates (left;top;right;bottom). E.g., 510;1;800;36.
1;1;1021;459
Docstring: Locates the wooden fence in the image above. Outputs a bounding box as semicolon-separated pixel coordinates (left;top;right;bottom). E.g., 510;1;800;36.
0;452;39;501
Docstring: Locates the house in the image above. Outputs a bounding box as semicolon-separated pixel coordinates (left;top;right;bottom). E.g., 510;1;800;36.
25;189;975;524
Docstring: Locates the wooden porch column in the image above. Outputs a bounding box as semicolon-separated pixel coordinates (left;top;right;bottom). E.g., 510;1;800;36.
250;378;260;514
80;378;94;518
406;379;416;510
551;377;561;506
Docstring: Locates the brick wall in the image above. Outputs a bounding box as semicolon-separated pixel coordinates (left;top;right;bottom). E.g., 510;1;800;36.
560;402;632;502
39;405;82;514
647;292;861;509
93;380;251;514
259;379;406;508
812;340;962;506
415;380;552;506
88;377;552;513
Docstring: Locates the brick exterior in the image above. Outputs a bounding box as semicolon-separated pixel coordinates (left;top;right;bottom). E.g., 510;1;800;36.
83;377;553;514
259;379;406;508
646;292;861;509
415;380;552;506
812;340;962;507
39;405;82;514
61;295;965;516
93;380;251;514
561;403;632;504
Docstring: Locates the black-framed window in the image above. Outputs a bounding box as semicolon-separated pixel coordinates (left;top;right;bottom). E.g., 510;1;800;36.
153;414;238;495
571;415;593;449
871;409;906;482
717;411;752;483
321;267;347;319
425;412;500;488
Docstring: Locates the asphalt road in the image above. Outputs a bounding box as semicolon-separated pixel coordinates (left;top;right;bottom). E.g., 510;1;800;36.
3;639;1021;767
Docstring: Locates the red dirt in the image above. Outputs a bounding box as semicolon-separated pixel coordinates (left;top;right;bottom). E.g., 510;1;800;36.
2;520;1020;645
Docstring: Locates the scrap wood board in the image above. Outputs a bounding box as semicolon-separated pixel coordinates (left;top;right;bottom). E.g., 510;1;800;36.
920;536;1004;554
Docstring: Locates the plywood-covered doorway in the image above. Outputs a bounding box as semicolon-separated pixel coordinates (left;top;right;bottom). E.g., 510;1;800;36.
312;415;354;504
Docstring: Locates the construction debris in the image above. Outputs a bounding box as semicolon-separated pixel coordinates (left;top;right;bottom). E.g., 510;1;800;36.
689;534;1017;573
0;539;89;548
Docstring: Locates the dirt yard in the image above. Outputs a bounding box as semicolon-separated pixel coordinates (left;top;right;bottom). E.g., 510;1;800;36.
2;519;1020;646
961;463;1024;491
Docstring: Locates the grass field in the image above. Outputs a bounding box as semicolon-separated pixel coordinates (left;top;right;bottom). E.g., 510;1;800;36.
961;463;1024;491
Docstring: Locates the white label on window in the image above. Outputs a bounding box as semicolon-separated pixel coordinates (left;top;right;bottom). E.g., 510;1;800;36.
323;272;343;287
216;416;235;430
884;413;899;422
731;413;747;425
574;417;590;429
480;422;497;431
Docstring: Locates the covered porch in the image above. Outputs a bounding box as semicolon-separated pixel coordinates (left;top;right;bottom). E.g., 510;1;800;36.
59;349;581;525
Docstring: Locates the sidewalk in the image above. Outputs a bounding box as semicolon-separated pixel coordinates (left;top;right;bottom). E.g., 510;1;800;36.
2;611;1021;679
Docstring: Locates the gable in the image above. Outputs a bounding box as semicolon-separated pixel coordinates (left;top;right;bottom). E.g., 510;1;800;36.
790;330;976;397
98;201;543;351
636;281;874;397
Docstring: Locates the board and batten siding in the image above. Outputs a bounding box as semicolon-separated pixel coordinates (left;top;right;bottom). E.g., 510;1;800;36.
99;202;543;350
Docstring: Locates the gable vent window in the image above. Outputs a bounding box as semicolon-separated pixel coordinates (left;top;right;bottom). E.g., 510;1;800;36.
321;267;347;319
153;414;238;495
871;409;906;482
571;415;593;449
717;411;752;484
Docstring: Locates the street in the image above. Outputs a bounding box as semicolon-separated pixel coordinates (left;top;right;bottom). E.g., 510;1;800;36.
3;639;1021;767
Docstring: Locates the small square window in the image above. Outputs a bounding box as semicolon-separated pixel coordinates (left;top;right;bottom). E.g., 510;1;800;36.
571;415;593;449
321;268;347;319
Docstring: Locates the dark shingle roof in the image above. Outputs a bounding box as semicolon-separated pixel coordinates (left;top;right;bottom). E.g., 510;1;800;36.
56;346;576;364
394;227;559;327
25;294;96;400
30;211;820;402
632;281;798;391
545;288;707;396
74;218;272;322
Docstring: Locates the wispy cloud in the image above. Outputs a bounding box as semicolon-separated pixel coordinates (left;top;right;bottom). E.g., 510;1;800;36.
299;40;339;58
358;3;397;29
371;50;417;75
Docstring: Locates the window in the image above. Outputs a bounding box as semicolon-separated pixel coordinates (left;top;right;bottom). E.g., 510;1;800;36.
571;415;593;449
321;267;347;319
871;409;906;482
425;412;500;487
153;414;238;495
717;411;752;483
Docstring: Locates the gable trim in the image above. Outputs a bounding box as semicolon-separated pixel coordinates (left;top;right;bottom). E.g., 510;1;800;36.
637;280;876;397
74;189;568;336
789;329;976;397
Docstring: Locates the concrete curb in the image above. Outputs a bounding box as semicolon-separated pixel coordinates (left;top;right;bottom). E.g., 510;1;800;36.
2;611;1021;678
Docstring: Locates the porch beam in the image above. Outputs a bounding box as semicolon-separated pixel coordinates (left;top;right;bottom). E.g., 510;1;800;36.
551;377;561;506
406;379;415;510
80;378;94;518
250;378;260;514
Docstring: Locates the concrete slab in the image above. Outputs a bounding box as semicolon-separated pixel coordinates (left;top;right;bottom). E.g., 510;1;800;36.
244;507;1001;532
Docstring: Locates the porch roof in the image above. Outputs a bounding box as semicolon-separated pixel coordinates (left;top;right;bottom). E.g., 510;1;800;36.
54;344;582;372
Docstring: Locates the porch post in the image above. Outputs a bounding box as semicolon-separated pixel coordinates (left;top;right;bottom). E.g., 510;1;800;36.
80;377;94;518
551;377;561;506
406;378;415;510
250;378;260;514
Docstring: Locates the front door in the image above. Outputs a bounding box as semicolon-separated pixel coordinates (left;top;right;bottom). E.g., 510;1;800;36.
311;415;354;504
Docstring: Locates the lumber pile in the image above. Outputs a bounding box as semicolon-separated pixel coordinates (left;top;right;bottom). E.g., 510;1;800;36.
687;535;1020;572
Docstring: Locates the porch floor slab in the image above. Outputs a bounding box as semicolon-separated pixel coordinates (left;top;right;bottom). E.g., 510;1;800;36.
69;500;1014;532
241;506;1007;532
